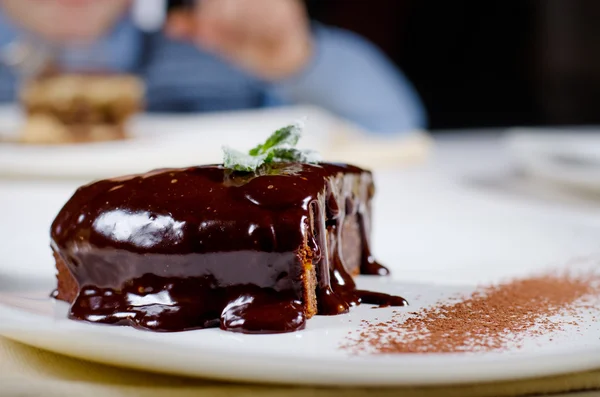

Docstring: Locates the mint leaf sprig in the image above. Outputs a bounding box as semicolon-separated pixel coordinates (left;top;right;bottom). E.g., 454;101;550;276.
222;120;321;172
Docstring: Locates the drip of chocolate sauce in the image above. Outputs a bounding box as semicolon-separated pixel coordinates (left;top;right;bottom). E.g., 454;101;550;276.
358;213;390;277
51;163;406;334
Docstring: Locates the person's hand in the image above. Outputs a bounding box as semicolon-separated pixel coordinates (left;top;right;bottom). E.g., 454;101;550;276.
165;0;313;81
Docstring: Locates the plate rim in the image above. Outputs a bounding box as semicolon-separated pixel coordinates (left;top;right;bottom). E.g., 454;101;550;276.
2;300;600;387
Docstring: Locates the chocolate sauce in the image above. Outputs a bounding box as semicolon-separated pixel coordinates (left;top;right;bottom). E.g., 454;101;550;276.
355;290;409;307
51;163;406;334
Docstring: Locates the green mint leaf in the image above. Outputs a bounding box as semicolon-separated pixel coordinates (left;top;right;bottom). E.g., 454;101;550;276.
222;146;267;172
269;147;298;161
222;118;319;172
249;121;303;156
271;147;321;164
263;149;276;164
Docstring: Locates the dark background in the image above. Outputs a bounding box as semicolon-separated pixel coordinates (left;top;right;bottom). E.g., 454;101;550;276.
306;0;600;131
171;0;600;131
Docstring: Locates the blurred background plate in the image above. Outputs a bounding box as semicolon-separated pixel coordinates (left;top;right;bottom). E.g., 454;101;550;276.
505;128;600;194
0;104;430;180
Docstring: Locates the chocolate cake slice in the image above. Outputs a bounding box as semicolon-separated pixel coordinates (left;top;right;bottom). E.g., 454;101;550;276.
51;162;406;334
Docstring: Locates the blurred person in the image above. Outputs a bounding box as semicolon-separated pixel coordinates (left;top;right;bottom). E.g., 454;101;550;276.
0;0;427;134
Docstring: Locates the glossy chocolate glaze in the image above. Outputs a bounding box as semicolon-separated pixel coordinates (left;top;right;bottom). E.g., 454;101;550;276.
51;163;406;333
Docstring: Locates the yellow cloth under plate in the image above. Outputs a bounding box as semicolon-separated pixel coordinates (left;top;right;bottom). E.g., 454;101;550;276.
1;337;599;397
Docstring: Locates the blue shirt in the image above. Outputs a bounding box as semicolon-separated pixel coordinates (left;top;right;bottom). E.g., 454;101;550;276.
0;12;427;134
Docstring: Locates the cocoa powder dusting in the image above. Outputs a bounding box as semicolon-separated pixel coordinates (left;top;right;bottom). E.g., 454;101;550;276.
342;271;600;354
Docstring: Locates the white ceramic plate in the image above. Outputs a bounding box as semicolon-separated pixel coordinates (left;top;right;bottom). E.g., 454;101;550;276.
505;128;600;193
1;173;600;386
0;105;429;179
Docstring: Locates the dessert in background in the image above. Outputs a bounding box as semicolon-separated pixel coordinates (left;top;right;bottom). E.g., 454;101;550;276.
18;73;144;144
